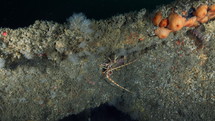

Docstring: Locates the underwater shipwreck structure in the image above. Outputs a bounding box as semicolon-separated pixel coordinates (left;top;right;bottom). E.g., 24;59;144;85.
0;0;215;120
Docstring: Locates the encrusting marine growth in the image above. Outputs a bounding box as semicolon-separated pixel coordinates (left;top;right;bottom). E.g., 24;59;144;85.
0;0;215;121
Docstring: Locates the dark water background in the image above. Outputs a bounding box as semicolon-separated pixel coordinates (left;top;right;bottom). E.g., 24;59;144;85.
1;0;174;28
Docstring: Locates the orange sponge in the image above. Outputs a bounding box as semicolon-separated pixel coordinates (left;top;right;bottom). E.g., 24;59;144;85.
194;4;208;19
159;18;168;27
208;11;215;20
208;4;215;20
209;4;215;12
155;27;172;39
199;15;209;23
167;13;186;31
184;16;197;27
153;11;163;26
